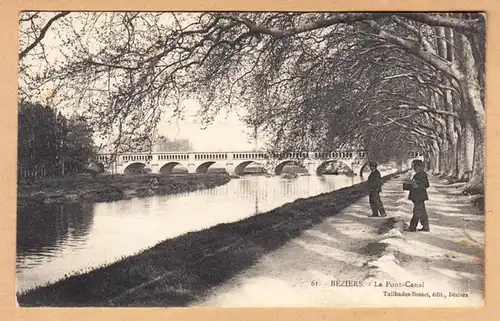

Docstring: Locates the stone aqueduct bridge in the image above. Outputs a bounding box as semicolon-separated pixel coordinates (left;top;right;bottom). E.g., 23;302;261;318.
96;150;424;176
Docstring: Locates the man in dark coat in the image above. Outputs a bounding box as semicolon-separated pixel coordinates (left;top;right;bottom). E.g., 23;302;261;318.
405;159;430;232
367;161;387;217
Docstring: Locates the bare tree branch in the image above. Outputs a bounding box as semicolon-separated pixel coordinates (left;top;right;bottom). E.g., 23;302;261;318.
18;11;70;61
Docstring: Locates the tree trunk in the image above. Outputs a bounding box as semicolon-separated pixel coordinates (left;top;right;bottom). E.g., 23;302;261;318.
61;157;65;176
438;134;449;177
453;27;485;193
432;139;441;175
428;142;438;173
459;44;484;192
443;89;458;178
439;25;459;178
454;32;485;137
457;118;474;180
463;127;484;194
466;14;486;107
428;92;447;176
446;136;458;178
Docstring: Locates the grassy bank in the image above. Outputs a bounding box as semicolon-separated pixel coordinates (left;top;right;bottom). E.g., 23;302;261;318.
17;173;399;307
17;173;231;205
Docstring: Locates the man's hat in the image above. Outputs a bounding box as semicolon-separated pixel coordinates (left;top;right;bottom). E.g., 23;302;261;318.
368;160;378;167
411;159;424;167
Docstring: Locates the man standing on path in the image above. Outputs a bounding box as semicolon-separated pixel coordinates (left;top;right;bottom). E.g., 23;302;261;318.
404;159;430;232
367;161;387;217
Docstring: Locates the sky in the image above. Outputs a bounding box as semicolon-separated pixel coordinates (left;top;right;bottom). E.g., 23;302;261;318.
157;100;261;152
19;12;263;153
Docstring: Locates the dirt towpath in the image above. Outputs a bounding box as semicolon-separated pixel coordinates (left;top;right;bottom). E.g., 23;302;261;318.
193;174;484;307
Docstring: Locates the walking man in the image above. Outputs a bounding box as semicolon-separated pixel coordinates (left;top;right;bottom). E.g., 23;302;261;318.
367;161;387;217
404;159;430;232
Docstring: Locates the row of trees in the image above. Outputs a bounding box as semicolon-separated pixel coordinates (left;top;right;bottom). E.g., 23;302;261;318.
18;102;95;179
99;134;192;154
153;136;192;152
18;12;485;192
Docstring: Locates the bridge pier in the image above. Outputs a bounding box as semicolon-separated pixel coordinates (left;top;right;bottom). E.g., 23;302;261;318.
186;164;198;174
305;161;320;176
224;164;237;176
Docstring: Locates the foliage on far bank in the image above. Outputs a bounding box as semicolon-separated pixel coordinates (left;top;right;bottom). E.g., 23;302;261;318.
18;102;96;179
153;135;192;152
17;173;231;205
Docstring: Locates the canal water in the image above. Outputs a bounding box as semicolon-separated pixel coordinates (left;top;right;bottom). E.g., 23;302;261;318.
15;172;391;292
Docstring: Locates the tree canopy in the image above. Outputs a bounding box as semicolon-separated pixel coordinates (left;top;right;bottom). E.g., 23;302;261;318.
153;136;192;152
18;102;96;178
18;12;486;189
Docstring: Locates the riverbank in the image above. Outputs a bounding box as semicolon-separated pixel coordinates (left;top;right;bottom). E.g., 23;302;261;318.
195;174;484;307
17;173;399;306
17;173;231;205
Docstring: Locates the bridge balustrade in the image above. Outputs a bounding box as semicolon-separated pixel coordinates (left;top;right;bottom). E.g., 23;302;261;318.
232;153;267;160
97;155;110;162
158;154;189;161
194;153;229;160
98;150;372;164
122;155;153;162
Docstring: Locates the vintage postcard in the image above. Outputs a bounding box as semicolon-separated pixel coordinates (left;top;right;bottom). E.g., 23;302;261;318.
12;9;488;311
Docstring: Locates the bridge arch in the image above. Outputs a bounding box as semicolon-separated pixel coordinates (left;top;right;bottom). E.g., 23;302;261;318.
95;163;105;173
159;162;188;175
234;161;256;175
123;162;147;175
274;160;304;175
196;161;217;174
315;159;354;176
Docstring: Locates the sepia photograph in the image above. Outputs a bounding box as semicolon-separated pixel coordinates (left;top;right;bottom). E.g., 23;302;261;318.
15;11;485;307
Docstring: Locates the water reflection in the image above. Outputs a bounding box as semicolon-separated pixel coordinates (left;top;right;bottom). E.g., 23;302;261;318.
16;173;374;292
17;202;94;267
